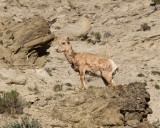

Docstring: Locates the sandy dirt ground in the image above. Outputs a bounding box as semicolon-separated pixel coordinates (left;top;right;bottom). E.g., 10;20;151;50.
0;0;160;127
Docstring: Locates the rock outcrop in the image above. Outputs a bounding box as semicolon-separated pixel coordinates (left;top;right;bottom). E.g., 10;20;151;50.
50;82;153;128
0;16;54;67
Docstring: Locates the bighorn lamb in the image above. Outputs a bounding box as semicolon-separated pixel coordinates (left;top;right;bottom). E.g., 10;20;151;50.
56;37;119;90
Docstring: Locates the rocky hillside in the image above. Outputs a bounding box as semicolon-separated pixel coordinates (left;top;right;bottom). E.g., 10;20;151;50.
0;0;160;127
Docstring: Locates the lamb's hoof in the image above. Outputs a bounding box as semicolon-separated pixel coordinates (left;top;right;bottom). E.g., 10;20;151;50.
81;87;86;90
110;82;115;86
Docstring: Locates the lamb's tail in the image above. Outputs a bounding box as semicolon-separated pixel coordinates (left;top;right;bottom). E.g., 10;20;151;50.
117;67;119;72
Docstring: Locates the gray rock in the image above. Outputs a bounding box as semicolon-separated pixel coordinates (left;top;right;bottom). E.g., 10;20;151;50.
50;82;153;127
0;16;54;68
57;17;91;39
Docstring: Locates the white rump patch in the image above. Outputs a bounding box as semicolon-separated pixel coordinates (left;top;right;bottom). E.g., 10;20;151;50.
109;59;117;73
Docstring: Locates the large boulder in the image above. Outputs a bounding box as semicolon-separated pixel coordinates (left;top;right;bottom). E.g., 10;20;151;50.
51;82;154;128
57;17;91;39
0;16;54;67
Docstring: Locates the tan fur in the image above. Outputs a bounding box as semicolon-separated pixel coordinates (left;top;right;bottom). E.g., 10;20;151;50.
57;37;119;90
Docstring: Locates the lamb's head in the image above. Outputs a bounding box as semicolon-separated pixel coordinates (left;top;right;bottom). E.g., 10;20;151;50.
56;37;72;53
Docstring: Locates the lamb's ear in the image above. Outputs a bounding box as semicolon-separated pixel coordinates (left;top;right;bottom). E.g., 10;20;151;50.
66;37;70;44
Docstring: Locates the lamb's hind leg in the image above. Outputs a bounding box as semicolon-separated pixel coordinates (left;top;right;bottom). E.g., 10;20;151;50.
102;71;115;86
79;67;86;90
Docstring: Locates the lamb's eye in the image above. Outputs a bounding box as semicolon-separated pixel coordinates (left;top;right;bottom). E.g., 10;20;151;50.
62;42;65;45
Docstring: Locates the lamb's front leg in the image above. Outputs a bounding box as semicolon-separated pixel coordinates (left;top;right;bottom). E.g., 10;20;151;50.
79;67;86;90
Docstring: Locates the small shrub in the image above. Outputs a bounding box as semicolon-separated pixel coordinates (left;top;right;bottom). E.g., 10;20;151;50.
53;84;62;92
143;81;147;86
0;115;42;128
155;84;160;89
152;0;160;4
0;90;24;115
91;31;101;40
151;71;160;76
94;32;101;40
137;73;145;77
26;102;32;108
88;85;94;89
28;87;39;93
141;23;151;31
150;79;154;82
103;32;111;38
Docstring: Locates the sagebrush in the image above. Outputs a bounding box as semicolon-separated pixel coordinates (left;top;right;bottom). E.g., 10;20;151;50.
53;84;62;92
137;73;145;77
141;23;151;31
0;90;24;115
155;84;160;89
0;115;42;128
151;71;160;76
28;86;39;94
